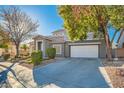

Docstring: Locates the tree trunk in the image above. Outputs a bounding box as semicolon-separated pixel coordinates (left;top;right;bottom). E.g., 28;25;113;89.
97;14;112;60
104;29;112;60
15;44;20;58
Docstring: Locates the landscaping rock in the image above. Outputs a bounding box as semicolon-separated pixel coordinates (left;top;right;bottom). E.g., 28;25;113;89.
116;68;124;76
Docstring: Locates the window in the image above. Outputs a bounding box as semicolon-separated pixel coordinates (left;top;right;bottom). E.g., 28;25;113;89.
53;44;61;54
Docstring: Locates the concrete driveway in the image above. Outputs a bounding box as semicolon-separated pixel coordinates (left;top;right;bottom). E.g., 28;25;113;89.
33;58;110;88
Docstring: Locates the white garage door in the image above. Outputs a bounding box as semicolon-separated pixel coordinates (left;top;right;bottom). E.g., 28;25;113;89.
70;45;98;58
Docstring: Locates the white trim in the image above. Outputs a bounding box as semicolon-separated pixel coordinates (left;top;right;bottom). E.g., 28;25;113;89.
53;44;62;54
99;67;113;88
68;42;101;45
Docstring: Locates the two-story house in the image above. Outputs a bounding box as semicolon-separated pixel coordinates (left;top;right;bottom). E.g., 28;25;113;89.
30;29;106;58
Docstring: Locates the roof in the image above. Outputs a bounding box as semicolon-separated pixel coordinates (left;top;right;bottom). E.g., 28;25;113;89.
33;35;52;41
28;41;34;45
47;36;65;43
52;29;66;33
67;39;103;43
117;30;124;43
33;35;66;43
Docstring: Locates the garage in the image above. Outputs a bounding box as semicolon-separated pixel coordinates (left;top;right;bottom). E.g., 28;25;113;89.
70;45;99;58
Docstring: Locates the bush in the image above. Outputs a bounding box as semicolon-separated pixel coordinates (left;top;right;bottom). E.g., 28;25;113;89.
3;53;10;61
46;48;56;59
31;50;42;66
0;44;8;49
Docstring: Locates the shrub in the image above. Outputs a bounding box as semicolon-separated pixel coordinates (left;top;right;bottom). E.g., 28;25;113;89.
0;44;8;49
3;53;10;61
46;48;56;59
31;50;42;66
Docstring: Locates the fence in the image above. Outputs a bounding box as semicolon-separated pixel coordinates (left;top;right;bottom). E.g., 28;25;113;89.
112;48;124;58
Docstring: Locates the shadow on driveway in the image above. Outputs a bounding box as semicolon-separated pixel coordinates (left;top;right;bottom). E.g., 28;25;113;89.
33;58;110;88
0;62;26;88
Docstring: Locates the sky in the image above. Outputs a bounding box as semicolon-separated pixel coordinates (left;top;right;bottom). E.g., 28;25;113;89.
0;5;120;43
108;26;120;44
19;5;64;35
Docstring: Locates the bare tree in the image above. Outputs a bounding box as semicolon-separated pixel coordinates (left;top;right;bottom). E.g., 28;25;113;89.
0;6;39;57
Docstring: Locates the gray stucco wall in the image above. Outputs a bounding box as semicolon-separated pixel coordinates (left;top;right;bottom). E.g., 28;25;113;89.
52;43;65;57
44;40;51;57
64;39;106;58
99;40;106;58
33;37;52;57
33;37;106;58
64;42;70;57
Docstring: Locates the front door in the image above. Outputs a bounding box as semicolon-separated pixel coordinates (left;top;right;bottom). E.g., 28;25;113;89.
37;41;42;50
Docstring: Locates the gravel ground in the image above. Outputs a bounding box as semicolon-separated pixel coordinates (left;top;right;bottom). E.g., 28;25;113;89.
18;57;65;69
103;60;124;88
105;67;124;88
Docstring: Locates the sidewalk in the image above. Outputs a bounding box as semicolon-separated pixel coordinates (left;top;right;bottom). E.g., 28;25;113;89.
0;62;38;88
0;61;60;88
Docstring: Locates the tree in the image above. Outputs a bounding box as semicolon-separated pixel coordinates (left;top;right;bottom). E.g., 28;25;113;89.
21;44;28;51
0;26;9;50
58;5;124;60
0;6;39;57
108;6;124;44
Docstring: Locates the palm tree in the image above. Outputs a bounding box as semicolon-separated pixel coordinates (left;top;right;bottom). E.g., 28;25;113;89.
21;44;28;51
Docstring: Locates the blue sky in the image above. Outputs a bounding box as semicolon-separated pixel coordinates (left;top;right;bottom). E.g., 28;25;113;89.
19;5;64;35
108;25;120;44
0;5;120;43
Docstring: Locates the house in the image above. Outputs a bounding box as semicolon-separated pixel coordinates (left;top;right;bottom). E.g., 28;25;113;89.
0;31;16;57
117;30;124;48
30;29;106;58
112;30;124;58
0;41;16;57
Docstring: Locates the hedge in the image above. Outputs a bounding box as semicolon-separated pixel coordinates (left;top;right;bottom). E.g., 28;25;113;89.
46;48;56;59
31;50;43;66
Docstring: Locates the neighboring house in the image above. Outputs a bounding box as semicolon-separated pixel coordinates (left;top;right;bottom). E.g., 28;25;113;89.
30;29;106;58
87;32;94;40
0;31;16;57
112;30;124;58
28;41;35;54
0;41;16;57
117;30;124;48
